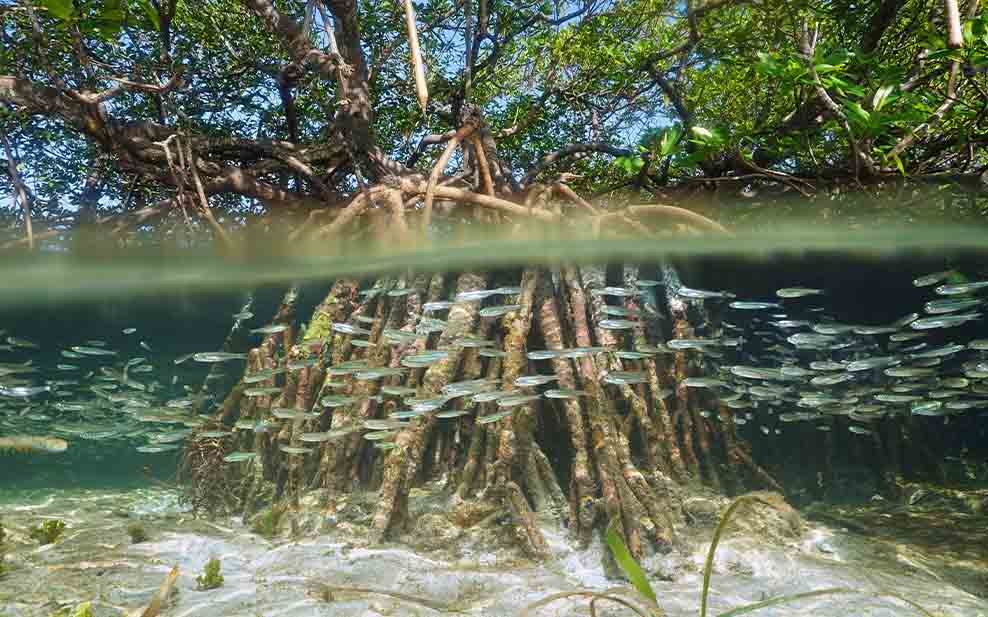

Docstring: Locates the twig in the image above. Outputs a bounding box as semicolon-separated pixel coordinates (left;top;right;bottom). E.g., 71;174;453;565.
798;19;874;178
318;184;391;236
308;582;455;613
402;0;429;112
470;135;495;196
402;178;558;221
1;129;35;249
945;0;963;48
520;589;654;617
185;141;234;250
384;188;408;234
422;125;473;229
888;0;978;160
94;69;185;103
521;142;635;187
620;205;729;234
553;182;601;215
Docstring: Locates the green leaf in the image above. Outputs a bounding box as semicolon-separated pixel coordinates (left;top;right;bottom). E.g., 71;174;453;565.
135;0;161;31
659;126;682;157
845;101;871;126
872;84;894;112
814;63;837;73
38;0;75;20
614;155;645;174
605;518;657;606
889;152;906;176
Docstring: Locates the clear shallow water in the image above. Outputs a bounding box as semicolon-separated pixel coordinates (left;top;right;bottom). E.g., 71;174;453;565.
0;485;986;617
2;239;988;616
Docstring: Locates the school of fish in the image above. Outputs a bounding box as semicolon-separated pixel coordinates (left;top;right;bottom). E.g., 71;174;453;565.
1;268;986;461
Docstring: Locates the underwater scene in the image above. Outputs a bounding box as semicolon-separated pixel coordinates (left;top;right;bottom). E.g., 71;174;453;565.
1;241;987;617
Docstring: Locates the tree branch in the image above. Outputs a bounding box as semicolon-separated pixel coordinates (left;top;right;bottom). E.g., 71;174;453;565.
521;143;634;187
1;130;35;249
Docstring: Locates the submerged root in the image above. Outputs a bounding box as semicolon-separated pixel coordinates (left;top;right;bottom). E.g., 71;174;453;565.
307;582;458;613
186;260;775;559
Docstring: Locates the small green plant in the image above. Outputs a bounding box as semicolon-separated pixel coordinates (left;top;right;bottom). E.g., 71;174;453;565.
0;518;7;579
126;522;149;544
48;601;94;617
523;495;940;617
29;519;66;545
196;558;224;591
251;505;285;539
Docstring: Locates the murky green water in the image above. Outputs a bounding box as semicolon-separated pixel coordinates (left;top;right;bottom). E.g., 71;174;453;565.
2;229;988;617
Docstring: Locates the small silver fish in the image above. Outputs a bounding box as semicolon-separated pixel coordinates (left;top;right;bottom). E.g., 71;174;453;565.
776;287;824;298
251;324;290;335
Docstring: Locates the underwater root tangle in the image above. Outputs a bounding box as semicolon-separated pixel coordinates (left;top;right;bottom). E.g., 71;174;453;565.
175;109;786;559
184;257;784;560
178;434;241;516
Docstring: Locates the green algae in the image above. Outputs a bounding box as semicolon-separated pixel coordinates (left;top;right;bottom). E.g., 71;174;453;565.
29;519;66;545
196;557;224;591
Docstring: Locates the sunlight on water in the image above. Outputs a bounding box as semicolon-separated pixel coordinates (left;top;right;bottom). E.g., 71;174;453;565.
1;223;988;306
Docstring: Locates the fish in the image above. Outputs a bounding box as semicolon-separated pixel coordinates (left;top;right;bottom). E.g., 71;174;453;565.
479;304;521;318
913;270;956;287
136;444;180;453
514;375;558;387
401;351;450;367
599;306;639;317
590;286;641;298
527;350;562;360
924;297;983;314
423;301;454;312
683;377;727;388
598;319;637;330
71;346;118;356
456;289;499;302
544;389;588;399
251;324;290;335
676;286;734;300
602;371;648;385
223;452;257;462
244;387;282;397
935;281;988;296
122;327;138;334
7;336;40;349
776;287;824;298
0;435;69;453
730;301;781;310
497;394;542;408
0;385;51;398
614;351;653;360
193;352;247;363
477;410;513;424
